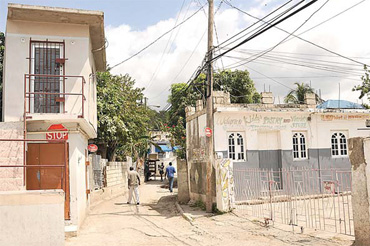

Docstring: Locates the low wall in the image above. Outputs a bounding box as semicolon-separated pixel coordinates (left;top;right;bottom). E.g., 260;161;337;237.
0;121;24;191
105;162;128;187
177;159;190;203
0;189;65;246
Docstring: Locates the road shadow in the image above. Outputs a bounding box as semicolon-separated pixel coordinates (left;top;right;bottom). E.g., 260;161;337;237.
145;178;178;189
146;194;180;219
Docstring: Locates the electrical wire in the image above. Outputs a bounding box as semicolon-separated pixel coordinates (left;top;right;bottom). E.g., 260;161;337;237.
145;0;188;90
222;0;369;67
210;0;319;63
110;3;207;69
225;0;330;69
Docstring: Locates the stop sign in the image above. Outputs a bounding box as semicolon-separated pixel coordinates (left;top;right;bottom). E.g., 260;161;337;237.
88;144;98;152
205;127;212;137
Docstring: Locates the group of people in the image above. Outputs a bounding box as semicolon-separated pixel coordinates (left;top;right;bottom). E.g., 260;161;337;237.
127;162;176;205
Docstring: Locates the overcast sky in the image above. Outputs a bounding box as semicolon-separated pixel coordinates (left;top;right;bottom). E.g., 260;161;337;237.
1;0;369;109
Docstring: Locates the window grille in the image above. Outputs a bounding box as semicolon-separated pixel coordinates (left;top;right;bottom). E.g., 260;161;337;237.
332;132;347;157
228;133;245;161
292;133;307;160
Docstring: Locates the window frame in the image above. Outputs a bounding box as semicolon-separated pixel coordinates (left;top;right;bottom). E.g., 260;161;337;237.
228;132;245;161
292;132;308;160
331;132;348;158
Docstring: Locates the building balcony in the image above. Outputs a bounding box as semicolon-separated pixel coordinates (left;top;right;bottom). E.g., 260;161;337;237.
24;74;97;138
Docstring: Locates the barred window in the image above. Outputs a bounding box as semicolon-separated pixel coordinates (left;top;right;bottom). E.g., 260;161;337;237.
228;133;245;161
331;133;347;157
292;133;307;160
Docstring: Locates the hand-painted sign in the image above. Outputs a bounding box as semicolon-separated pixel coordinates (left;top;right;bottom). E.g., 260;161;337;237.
205;127;212;137
46;124;68;140
88;144;98;152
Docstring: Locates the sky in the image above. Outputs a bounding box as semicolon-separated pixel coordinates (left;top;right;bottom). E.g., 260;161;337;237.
1;0;369;109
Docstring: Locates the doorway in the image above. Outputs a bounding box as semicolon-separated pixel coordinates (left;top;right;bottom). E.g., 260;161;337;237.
26;143;70;220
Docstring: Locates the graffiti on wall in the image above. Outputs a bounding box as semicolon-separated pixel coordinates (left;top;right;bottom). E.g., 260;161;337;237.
216;114;308;131
216;159;234;211
320;114;370;121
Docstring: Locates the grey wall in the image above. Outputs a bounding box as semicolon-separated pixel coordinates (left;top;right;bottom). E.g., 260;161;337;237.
225;148;351;170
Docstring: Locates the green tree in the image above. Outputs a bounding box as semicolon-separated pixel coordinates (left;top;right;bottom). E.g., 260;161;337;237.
353;65;370;101
0;32;4;121
97;71;149;161
284;82;315;104
214;70;261;104
167;69;260;126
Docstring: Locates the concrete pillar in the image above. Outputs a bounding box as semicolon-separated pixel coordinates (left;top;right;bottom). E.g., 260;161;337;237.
304;93;316;107
177;159;190;203
196;100;203;112
213;91;231;105
261;92;273;104
185;106;195;118
348;137;370;246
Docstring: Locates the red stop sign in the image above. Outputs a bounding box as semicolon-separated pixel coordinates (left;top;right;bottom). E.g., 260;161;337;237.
205;127;212;137
88;144;98;152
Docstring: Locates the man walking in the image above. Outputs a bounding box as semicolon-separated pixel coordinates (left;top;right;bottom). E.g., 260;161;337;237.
165;162;176;193
127;166;141;205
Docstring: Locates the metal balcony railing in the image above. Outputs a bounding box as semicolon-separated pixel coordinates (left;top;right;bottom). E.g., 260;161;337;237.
24;74;86;118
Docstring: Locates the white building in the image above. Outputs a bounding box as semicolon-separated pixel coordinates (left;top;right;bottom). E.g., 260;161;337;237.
149;130;177;174
186;92;370;201
0;4;105;231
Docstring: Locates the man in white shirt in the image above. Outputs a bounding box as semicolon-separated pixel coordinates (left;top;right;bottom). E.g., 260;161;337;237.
127;166;141;205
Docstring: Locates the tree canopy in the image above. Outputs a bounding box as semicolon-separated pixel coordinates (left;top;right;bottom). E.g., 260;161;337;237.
353;65;370;101
284;82;316;104
96;71;150;161
167;69;260;126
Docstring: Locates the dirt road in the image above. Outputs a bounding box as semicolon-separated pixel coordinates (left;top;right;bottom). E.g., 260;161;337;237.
66;181;354;246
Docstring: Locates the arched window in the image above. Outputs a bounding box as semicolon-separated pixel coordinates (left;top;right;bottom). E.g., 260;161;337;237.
331;132;347;156
228;133;245;161
292;133;307;160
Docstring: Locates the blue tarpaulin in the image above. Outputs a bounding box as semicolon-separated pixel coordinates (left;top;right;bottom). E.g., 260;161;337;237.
317;100;365;109
155;145;172;152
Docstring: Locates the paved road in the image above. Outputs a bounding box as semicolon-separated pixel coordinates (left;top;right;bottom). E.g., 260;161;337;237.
66;181;353;246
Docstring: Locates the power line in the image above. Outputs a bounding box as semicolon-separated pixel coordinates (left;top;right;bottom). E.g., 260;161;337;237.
223;0;369;67
110;3;207;69
215;0;295;50
210;0;319;63
145;0;188;90
225;0;330;69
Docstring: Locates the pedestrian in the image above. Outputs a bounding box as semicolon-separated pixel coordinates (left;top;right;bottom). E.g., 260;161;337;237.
165;162;176;193
127;166;141;205
159;162;164;181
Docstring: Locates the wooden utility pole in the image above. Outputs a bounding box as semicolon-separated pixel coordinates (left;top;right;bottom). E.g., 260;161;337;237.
205;0;214;213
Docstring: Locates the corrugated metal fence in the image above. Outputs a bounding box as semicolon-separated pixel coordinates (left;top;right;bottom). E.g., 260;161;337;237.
234;167;353;236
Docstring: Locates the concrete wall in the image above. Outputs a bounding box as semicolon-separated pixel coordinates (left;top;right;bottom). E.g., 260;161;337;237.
186;111;216;202
349;137;370;246
0;122;24;191
3;20;97;134
105;162;128;187
177;159;190;204
0;189;65;246
211;110;370;170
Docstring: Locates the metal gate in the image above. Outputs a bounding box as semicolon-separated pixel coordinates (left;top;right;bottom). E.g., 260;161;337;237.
234;167;353;236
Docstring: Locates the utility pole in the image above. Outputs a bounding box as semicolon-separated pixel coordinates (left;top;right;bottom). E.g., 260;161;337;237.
205;0;214;213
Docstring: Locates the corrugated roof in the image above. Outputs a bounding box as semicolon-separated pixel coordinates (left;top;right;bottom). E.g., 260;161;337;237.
316;100;364;109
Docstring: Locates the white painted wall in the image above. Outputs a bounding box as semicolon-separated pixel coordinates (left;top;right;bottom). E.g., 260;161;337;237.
3;20;97;135
212;110;370;152
0;190;65;246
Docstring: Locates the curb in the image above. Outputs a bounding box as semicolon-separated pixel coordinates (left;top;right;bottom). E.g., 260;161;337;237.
175;201;194;225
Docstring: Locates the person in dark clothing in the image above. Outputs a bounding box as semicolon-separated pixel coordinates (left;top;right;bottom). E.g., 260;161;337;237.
159;163;165;181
